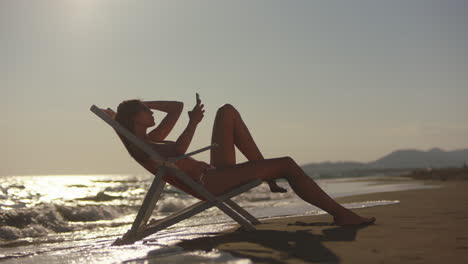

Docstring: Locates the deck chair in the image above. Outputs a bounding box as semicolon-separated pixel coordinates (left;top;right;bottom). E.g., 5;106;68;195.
90;105;262;245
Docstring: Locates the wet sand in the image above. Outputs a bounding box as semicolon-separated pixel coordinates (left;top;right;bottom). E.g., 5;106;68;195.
176;178;468;263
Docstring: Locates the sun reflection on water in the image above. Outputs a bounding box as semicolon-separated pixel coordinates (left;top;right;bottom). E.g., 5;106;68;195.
0;174;149;210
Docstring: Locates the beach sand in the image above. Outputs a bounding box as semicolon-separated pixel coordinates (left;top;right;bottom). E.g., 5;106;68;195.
174;178;468;263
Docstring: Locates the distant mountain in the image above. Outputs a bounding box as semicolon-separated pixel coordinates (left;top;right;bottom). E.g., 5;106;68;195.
369;148;468;169
301;148;468;178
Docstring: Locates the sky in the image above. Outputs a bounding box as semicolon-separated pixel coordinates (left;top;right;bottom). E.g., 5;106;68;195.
1;0;467;176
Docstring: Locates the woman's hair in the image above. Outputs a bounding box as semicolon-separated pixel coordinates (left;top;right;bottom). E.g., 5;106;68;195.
114;99;150;163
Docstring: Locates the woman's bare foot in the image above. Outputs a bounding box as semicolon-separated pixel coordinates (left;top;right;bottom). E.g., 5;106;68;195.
333;211;376;226
267;180;287;193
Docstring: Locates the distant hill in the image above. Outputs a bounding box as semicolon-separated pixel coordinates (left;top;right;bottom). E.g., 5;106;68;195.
369;148;468;169
301;148;468;178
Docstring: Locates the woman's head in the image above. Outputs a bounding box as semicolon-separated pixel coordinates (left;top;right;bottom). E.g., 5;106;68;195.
114;99;155;133
114;99;154;162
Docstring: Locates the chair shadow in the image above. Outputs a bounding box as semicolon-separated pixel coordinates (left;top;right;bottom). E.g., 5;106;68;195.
167;221;371;263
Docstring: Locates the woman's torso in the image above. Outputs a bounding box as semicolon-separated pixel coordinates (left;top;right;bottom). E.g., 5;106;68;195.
143;141;213;199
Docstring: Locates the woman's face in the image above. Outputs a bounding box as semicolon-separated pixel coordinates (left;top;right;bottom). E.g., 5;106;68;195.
134;103;155;128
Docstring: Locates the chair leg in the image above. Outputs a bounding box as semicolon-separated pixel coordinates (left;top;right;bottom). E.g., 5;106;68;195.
168;168;258;231
115;180;262;245
214;201;257;231
129;168;166;234
140;177;166;227
224;199;261;225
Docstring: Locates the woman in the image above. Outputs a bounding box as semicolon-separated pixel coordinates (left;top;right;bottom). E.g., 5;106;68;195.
110;96;375;226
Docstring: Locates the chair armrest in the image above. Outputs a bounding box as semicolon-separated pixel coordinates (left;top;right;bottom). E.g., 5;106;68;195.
170;143;219;162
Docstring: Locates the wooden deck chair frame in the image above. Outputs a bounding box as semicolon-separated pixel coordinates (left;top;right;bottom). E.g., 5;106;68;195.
90;105;261;245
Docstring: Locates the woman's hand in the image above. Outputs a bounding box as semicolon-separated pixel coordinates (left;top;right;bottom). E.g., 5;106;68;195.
188;93;205;125
101;108;116;119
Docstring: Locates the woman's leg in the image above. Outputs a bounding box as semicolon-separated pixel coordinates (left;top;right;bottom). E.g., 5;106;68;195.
210;104;286;192
203;156;375;226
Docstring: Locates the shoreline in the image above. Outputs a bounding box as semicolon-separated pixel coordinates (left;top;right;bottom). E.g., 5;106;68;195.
165;178;468;264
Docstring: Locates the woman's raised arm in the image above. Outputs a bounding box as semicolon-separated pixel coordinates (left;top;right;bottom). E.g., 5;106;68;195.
145;101;183;141
174;97;205;155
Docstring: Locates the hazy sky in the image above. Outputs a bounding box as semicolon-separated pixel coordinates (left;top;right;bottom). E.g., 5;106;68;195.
2;0;467;176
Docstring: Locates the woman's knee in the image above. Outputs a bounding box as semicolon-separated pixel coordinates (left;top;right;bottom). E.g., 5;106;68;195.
279;156;295;167
276;156;299;177
217;103;239;116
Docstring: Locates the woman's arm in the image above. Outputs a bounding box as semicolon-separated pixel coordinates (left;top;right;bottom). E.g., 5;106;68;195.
145;101;183;142
174;98;205;155
174;119;199;155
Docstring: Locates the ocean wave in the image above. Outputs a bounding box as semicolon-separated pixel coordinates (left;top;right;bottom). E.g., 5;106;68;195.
0;204;132;240
157;197;196;213
76;191;123;202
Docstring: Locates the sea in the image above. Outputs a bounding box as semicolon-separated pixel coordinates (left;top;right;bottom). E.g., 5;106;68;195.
0;172;438;264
